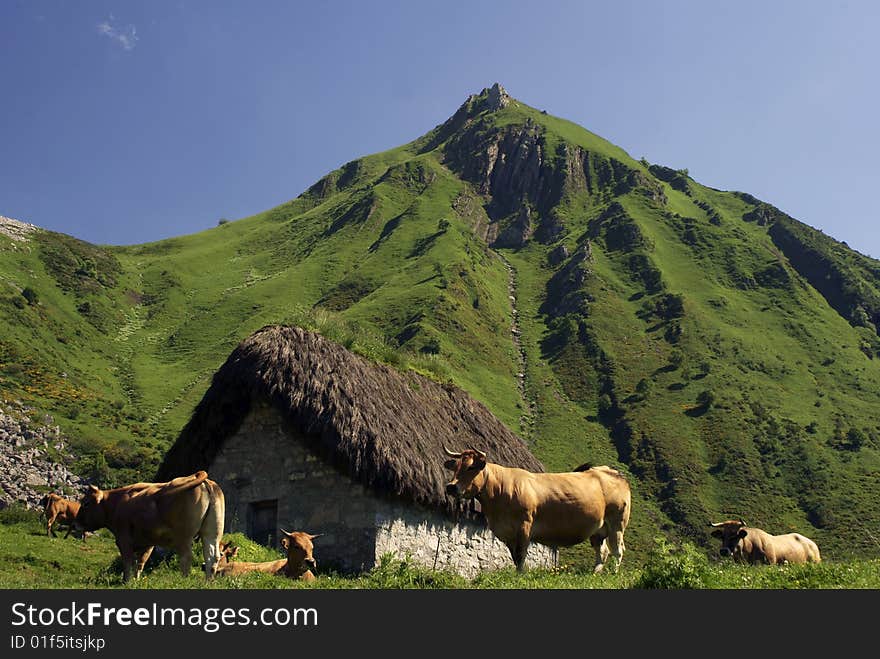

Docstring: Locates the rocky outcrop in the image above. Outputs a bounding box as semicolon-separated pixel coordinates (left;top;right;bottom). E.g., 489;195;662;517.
540;241;595;318
493;205;534;248
444;121;555;249
547;243;570;266
0;401;87;510
0;216;37;242
743;202;781;226
443;110;664;249
484;82;511;111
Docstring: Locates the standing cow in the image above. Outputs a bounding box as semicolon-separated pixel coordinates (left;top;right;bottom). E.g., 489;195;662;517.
709;519;821;565
76;471;225;582
443;448;631;573
39;493;82;539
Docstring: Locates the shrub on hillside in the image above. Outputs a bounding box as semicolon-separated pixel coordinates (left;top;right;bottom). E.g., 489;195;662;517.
21;287;39;305
634;537;710;589
696;389;716;409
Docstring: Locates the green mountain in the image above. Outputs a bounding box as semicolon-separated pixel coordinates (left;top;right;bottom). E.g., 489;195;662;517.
2;84;879;562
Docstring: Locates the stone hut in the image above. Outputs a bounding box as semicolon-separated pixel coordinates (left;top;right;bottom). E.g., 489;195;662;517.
157;325;556;577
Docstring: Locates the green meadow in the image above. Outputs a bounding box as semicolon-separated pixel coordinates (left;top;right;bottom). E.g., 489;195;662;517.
2;510;877;589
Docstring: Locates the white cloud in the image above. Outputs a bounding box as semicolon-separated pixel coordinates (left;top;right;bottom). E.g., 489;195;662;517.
97;17;138;51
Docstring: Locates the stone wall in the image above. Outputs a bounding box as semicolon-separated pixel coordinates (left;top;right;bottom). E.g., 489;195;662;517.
208;401;556;577
374;505;556;578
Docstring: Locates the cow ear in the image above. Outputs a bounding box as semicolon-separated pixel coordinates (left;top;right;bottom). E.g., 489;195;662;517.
443;459;458;470
710;529;723;538
738;529;748;539
281;537;290;550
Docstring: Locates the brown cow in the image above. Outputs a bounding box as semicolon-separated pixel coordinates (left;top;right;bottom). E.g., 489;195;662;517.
709;519;821;565
75;471;225;582
39;493;82;539
216;531;320;581
444;448;631;573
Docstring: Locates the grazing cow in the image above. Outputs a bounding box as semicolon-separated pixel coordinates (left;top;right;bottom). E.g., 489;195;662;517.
443;448;631;572
216;531;320;581
709;519;821;565
39;493;82;539
75;471;225;582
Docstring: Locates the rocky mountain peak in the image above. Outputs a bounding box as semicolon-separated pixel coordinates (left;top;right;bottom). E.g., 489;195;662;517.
459;83;512;118
484;82;511;111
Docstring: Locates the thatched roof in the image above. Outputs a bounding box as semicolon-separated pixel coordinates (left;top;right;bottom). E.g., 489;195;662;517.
157;325;543;514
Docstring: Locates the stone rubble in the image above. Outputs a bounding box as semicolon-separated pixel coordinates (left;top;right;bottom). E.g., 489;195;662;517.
0;400;87;510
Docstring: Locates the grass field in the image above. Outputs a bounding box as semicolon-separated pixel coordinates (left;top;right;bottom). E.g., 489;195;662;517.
2;509;877;590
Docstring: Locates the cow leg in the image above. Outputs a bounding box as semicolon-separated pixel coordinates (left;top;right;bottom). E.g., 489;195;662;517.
201;535;220;580
509;528;532;572
135;546;154;579
116;538;136;583
177;543;194;577
63;522;74;539
590;534;610;573
47;514;57;537
606;529;625;573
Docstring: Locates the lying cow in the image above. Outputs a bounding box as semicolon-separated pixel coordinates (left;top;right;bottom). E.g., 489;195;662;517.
39;493;82;539
216;531;320;581
709;519;821;565
75;470;225;582
444;448;631;573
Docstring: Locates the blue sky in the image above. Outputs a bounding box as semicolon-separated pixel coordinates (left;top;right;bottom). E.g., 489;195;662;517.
2;1;879;258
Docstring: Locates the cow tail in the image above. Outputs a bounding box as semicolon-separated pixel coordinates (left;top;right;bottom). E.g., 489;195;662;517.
159;470;210;497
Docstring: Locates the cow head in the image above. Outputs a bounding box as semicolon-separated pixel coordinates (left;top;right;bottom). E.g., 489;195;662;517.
75;485;108;532
709;519;748;558
443;447;488;499
280;530;320;575
219;541;239;564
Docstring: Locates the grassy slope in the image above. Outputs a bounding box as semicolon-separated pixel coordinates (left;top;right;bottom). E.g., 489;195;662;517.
2;89;880;569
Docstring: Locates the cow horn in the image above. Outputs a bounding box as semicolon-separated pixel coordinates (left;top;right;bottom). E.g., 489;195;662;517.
308;533;323;540
738;518;747;527
280;528;293;536
474;448;487;460
443;447;462;457
708;521;725;527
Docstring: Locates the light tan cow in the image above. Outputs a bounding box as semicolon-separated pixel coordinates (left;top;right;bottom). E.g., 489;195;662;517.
709;519;821;565
39;493;82;539
216;531;320;581
75;470;225;582
443;448;631;572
